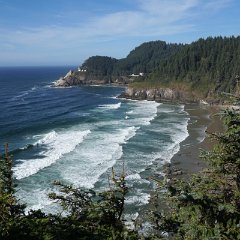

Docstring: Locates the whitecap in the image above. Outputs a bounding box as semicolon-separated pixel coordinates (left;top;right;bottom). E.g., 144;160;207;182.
126;173;141;180
126;110;133;114
127;101;161;126
61;126;139;188
125;192;150;206
98;102;121;110
13;129;91;180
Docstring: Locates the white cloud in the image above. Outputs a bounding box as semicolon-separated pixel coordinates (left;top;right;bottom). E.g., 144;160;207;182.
0;0;233;64
1;0;199;48
204;0;232;11
139;0;198;18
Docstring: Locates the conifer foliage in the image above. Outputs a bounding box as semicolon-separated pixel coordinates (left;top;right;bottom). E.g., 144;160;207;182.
150;36;240;95
1;106;240;239
151;108;240;239
78;36;240;97
0;151;137;239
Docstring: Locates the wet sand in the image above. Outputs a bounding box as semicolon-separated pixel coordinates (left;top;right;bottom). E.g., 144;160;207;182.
169;104;224;177
137;104;225;227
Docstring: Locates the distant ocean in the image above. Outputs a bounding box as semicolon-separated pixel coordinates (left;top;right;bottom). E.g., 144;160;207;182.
0;66;190;218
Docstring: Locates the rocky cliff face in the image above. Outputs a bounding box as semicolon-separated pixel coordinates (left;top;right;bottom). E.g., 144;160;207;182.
53;70;129;87
54;70;109;87
119;87;199;103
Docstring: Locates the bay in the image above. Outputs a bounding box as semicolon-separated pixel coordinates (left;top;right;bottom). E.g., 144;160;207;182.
0;66;189;216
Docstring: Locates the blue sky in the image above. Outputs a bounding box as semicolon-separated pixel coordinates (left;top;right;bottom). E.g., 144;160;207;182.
0;0;239;66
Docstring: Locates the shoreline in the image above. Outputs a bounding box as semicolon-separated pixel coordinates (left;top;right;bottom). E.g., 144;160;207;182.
135;103;224;228
167;104;224;178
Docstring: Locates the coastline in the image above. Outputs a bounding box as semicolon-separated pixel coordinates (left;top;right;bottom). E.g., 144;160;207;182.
132;103;225;229
167;104;224;178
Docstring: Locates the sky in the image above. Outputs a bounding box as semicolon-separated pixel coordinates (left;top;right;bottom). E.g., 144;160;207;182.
0;0;239;66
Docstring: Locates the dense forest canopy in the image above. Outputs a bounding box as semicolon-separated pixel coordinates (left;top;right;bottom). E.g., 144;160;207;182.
80;40;183;77
78;36;240;96
149;36;240;95
113;41;182;75
81;56;118;78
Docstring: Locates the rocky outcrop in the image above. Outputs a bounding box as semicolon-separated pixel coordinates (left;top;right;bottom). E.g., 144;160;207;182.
54;70;98;87
118;87;199;103
53;70;129;87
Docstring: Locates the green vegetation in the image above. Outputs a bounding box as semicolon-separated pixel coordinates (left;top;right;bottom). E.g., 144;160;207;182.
149;106;240;239
113;41;182;76
77;36;240;98
149;36;240;96
81;56;118;81
1;101;240;239
79;41;182;79
0;153;138;239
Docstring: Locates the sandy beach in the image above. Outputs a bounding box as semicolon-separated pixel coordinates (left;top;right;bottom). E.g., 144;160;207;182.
137;103;225;228
134;103;225;226
168;104;224;178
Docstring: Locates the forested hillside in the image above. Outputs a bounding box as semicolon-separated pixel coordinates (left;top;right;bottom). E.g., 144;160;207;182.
68;36;240;97
81;56;117;80
113;41;182;75
147;36;240;95
79;41;182;78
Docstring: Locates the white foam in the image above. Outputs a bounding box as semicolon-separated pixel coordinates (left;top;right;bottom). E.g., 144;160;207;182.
126;110;133;114
98;102;121;110
126;173;141;180
121;104;190;183
170;121;189;144
125;192;150;206
15;100;190;213
152;117;189;166
19;144;32;151
127;101;161;126
109;96;118;99
11;85;39;101
124;126;139;142
196;126;207;143
21;188;53;212
125;213;139;229
125;212;139;221
13;129;91;180
31;86;38;91
61;126;139;188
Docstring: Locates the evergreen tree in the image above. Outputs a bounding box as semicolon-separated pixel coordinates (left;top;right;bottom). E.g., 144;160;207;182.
150;107;240;239
149;36;240;96
0;151;138;240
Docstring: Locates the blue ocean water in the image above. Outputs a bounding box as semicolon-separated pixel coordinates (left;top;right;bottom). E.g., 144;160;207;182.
0;66;190;217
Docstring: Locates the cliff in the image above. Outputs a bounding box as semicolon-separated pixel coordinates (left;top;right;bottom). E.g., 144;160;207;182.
54;70;110;87
54;36;240;105
119;87;200;103
54;69;133;87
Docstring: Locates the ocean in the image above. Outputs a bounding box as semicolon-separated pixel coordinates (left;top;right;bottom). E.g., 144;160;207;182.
0;66;190;218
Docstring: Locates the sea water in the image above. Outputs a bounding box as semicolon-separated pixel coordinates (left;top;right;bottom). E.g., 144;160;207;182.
0;66;190;215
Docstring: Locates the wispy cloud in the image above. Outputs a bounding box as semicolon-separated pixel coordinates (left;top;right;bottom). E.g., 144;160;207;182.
204;0;232;11
0;0;234;64
0;0;199;48
139;0;198;20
